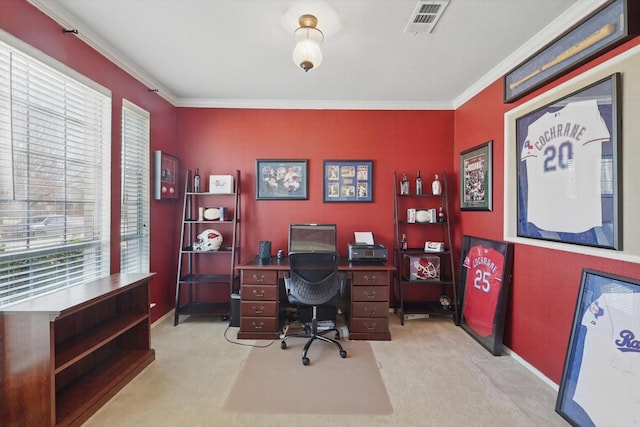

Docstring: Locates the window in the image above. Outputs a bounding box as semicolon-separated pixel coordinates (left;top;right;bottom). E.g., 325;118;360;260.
120;100;150;273
0;37;111;307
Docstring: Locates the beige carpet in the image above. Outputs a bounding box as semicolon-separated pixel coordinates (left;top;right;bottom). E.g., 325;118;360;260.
81;314;569;426
223;338;393;415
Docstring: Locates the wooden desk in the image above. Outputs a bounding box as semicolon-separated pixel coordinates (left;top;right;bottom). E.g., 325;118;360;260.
236;256;393;341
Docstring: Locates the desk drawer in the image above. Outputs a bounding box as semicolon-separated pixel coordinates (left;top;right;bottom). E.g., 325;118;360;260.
351;285;387;302
241;301;277;317
352;301;388;318
242;284;277;301
240;317;278;332
350;317;389;334
352;271;388;286
242;270;278;284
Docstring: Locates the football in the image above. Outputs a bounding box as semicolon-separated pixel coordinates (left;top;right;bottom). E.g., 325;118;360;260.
203;207;221;221
415;210;431;223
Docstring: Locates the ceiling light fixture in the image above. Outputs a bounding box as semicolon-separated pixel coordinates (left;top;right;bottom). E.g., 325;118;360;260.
292;14;323;72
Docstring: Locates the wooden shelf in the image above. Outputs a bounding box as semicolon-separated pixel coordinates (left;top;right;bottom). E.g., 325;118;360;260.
0;273;155;427
176;301;230;316
55;313;148;373
56;349;154;426
400;301;455;317
178;273;240;284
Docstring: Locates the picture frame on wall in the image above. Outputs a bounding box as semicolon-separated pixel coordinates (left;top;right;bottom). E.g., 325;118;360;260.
555;268;640;427
458;235;514;356
460;140;493;211
503;0;639;103
153;150;179;201
256;159;308;200
323;160;373;203
516;73;621;250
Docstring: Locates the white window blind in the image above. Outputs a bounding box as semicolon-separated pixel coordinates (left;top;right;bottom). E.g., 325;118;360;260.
120;100;150;273
0;39;111;307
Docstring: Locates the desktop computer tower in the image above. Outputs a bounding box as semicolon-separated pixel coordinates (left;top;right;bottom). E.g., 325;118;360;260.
230;293;240;327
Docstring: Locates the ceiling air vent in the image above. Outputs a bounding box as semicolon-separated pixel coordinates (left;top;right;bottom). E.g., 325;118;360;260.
405;0;450;34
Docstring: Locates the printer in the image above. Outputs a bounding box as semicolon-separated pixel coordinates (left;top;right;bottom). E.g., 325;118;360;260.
348;243;388;264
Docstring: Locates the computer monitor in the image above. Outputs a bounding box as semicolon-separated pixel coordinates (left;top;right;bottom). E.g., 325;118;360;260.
288;223;338;254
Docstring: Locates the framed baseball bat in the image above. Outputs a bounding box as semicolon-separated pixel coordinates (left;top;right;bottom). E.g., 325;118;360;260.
504;0;639;103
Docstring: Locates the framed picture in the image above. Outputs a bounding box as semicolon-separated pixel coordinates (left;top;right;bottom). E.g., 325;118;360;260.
556;269;640;426
323;160;373;202
516;73;621;249
460;140;493;211
256;159;308;200
153;150;179;200
504;0;639;103
458;235;514;356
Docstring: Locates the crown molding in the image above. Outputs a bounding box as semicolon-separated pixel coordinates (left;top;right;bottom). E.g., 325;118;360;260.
27;0;178;105
174;97;453;110
453;0;608;109
30;0;608;111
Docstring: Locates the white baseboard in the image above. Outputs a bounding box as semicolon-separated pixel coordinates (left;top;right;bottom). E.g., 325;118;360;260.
504;346;559;391
151;309;174;328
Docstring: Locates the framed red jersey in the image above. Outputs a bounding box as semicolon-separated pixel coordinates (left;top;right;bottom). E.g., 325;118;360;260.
458;235;514;355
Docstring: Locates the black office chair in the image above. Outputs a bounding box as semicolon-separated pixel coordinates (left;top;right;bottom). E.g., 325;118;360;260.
280;252;347;365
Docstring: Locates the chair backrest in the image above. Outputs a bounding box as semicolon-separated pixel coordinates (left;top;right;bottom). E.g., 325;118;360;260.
285;252;342;306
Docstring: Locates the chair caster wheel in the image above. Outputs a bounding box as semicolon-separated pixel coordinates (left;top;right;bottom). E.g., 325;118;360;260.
340;350;347;358
281;341;287;349
302;357;310;366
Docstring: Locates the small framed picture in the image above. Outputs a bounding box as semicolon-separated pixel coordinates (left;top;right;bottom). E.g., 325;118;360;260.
323;160;373;202
407;208;416;223
460;140;492;211
153;150;179;201
256;159;308;200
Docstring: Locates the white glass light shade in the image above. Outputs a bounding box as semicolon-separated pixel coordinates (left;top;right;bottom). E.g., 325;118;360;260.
292;24;323;71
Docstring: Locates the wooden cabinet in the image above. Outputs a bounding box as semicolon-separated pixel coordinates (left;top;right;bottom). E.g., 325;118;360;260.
237;268;281;340
349;269;391;340
393;171;458;325
0;273;155;427
174;169;241;325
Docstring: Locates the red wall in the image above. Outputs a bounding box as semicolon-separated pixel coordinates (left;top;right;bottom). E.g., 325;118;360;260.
454;36;640;382
8;0;640;385
2;0;180;321
176;108;454;256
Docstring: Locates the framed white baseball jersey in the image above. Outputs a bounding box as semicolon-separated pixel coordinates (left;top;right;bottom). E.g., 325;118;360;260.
520;99;610;233
573;291;640;426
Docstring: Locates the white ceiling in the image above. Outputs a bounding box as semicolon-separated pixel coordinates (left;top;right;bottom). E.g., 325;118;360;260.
29;0;606;109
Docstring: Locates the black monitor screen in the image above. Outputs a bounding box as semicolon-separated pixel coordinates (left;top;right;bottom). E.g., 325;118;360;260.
288;223;337;254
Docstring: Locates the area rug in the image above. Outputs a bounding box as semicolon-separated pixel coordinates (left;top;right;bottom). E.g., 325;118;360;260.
223;339;393;415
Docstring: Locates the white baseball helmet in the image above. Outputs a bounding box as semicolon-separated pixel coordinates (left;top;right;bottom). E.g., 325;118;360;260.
193;229;223;251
